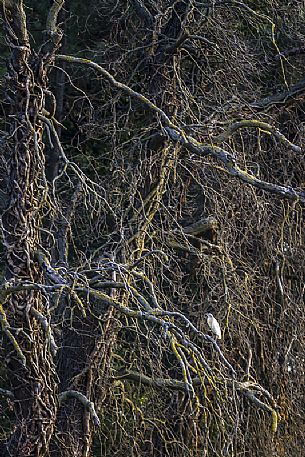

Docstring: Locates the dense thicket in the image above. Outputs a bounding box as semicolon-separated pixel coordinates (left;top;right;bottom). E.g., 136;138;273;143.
0;2;304;457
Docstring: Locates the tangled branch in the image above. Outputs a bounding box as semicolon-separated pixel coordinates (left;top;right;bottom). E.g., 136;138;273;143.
0;250;279;432
56;54;304;203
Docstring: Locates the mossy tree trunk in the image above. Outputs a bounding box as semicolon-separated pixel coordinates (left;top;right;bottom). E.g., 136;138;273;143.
0;1;61;455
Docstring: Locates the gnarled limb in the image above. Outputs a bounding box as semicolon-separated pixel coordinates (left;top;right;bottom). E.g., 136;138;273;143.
251;77;305;110
214;119;302;153
115;370;279;432
57;54;304;203
164;127;305;202
59;390;100;428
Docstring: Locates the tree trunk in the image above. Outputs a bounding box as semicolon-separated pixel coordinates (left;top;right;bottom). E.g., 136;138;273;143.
49;309;117;457
0;3;59;455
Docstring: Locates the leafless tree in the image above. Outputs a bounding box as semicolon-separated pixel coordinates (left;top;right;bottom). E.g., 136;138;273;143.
0;1;304;456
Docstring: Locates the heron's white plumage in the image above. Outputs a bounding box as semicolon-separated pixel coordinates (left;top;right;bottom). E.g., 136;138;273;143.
206;313;222;339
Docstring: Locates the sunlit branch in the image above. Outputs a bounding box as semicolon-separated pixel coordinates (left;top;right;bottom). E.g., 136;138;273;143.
46;0;64;37
59;390;100;427
78;284;233;374
31;308;58;355
214;119;302;153
56;54;304;203
164;127;305;202
115;369;278;431
0;302;26;367
56;54;177;129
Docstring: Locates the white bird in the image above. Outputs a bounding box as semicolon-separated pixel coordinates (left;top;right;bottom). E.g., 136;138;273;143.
206;313;222;339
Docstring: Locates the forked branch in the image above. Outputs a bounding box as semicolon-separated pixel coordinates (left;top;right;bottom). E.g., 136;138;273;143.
115;369;279;432
56;54;305;203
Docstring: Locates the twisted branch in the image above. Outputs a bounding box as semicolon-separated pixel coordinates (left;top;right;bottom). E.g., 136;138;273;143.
59;390;100;427
56;54;304;203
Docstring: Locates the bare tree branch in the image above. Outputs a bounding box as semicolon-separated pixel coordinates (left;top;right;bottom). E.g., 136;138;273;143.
0;387;14;399
31;308;58;356
46;0;64;37
251;77;305;110
58;390;101;427
164;127;305;202
57;54;304;203
56;54;177;129
214;119;302;153
115;370;279;431
275;45;305;60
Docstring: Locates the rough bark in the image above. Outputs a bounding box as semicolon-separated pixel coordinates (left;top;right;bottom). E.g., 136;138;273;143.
49;308;117;457
0;2;58;455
